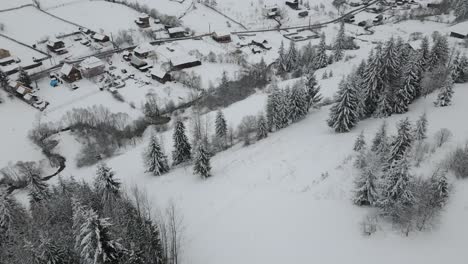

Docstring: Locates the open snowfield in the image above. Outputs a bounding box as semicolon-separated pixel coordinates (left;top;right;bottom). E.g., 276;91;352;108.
0;6;78;44
0;35;48;61
0;0;31;10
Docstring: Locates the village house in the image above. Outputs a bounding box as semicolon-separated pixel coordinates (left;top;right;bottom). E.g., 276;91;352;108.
168;27;187;38
0;55;16;67
130;55;148;70
79;56;105;78
46;38;66;53
60;63;82;83
0;49;11;60
212;31;232;43
150;67;171;84
135;13;151;28
9;80;33;95
170;55;201;70
285;0;299;10
450;31;468;39
133;43;155;58
92;33;110;43
263;5;279;18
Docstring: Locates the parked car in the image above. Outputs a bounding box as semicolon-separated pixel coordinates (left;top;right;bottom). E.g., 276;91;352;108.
121;69;127;74
358;20;368;27
344;15;356;23
373;14;384;23
71;83;79;90
80;39;90;46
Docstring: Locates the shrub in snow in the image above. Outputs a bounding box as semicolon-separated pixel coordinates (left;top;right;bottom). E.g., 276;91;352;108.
433;128;452;148
353;131;366;152
448;144;468;179
434;74;454;107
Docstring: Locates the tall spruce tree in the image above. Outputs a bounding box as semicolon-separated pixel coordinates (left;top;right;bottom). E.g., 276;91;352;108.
429;33;449;70
256;114;268;140
286;40;298;72
315;33;328;69
388;118;413;165
374;86;394;118
301;41;316;68
272;88;289;130
304;70;322;110
327;77;359;133
215;110;227;142
172;120;192;165
17;67;32;88
193;144;211;179
353;130;366;152
288;86;309;122
354;160;379;206
434;74;454;107
144;134;170;176
362;45;383;116
454;53;468;83
277;40;287;73
333;22;346;61
94;163;121;202
380;37;400;87
414;112;428;141
429;168;449;207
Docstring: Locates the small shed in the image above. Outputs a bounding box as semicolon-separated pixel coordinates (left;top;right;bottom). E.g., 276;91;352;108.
285;0;299;10
0;56;16;66
135;13;150;28
170;55;201;70
168;27;187;38
450;31;467;39
80;56;105;78
47;38;65;53
212;31;232;43
16;85;33;95
92;33;110;43
130;56;148;69
134;43;155;58
263;5;279;18
151;67;171;83
60;63;82;82
0;49;11;60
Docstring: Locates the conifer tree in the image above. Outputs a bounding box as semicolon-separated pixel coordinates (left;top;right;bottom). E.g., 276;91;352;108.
272;88;289;130
374;87;394;118
362;46;383;116
265;89;275;131
455;0;468;21
380;154;415;216
414;112;428;141
353;130;366;152
304;71;322;109
434;74;454;107
454;53;468;83
327;77;359;133
288;86;308;122
0;193;13;232
388;118;413;165
419;36;430;69
215;110;227;142
144;134;169;176
333;22;346;61
256;114;268;140
0;69;9;90
277;40;287;73
95;163;121;202
27;171;49;204
17;67;32;88
286;40;298;72
315;33;328;69
429;168;449;207
172;121;192;165
193;144;211;179
371;121;388;152
354;162;379;206
429;33;449;70
37;235;64;264
77;208;122;264
301;41;316;68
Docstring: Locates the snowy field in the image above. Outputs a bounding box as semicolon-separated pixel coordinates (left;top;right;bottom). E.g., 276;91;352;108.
0;5;78;44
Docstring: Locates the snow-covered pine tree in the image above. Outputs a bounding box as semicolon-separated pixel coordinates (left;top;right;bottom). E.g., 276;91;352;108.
288;86;308;122
419;36;430;69
455;0;468;21
37;235;64;264
374;86;394;118
333;22;345;61
17;67;32;88
353;130;366;152
315;33;328;69
0;193;13;232
371;121;388;153
172;120;192;165
304;70;322;109
273;88;289;130
414;112;428;141
256;114;268;140
28;172;50;204
286;40;298;72
77;208;122;264
0;69;9;90
327;77;359;133
429;168;449;208
354;161;379;206
388;118;413;165
380;154;415;216
215;110;227;142
429;33;449;70
94;163;121;202
399;52;421;107
193;144;211;179
265;89;275;131
301;41;316;68
434;73;454;107
380;37;400;87
144;134;170;176
362;45;383;116
277;40;287;73
454;53;468;83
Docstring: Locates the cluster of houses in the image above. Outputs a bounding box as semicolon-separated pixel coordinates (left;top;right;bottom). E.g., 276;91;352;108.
0;48;43;75
7;80;49;110
57;56;105;84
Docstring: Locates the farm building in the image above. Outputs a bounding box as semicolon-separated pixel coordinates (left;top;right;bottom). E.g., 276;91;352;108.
0;49;11;59
450;31;467;39
212;31;232;43
168;27;187;38
46;38;66;53
135;13;150;28
263;5;279;18
170;55;201;70
130;55;148;70
92;33;110;43
285;0;299;10
150;67;171;83
79;56;105;78
134;43;155;58
0;56;16;66
0;64;18;75
60;63;82;83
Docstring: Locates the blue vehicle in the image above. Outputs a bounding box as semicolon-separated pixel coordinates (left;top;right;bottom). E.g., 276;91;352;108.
50;79;59;87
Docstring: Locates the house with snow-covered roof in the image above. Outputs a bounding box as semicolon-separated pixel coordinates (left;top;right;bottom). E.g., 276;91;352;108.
170;55;201;70
79;56;105;78
135;13;150;28
168;27;187;38
212;31;232;43
60;63;82;83
47;38;66;53
150;66;171;84
134;43;155;58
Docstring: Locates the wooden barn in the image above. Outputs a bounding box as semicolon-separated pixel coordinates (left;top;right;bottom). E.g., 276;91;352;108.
60;63;82;83
150;67;171;83
92;33;110;43
80;56;105;78
0;49;11;60
135;13;150;28
46;38;66;53
212;31;232;43
168;27;187;38
170;55;201;70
